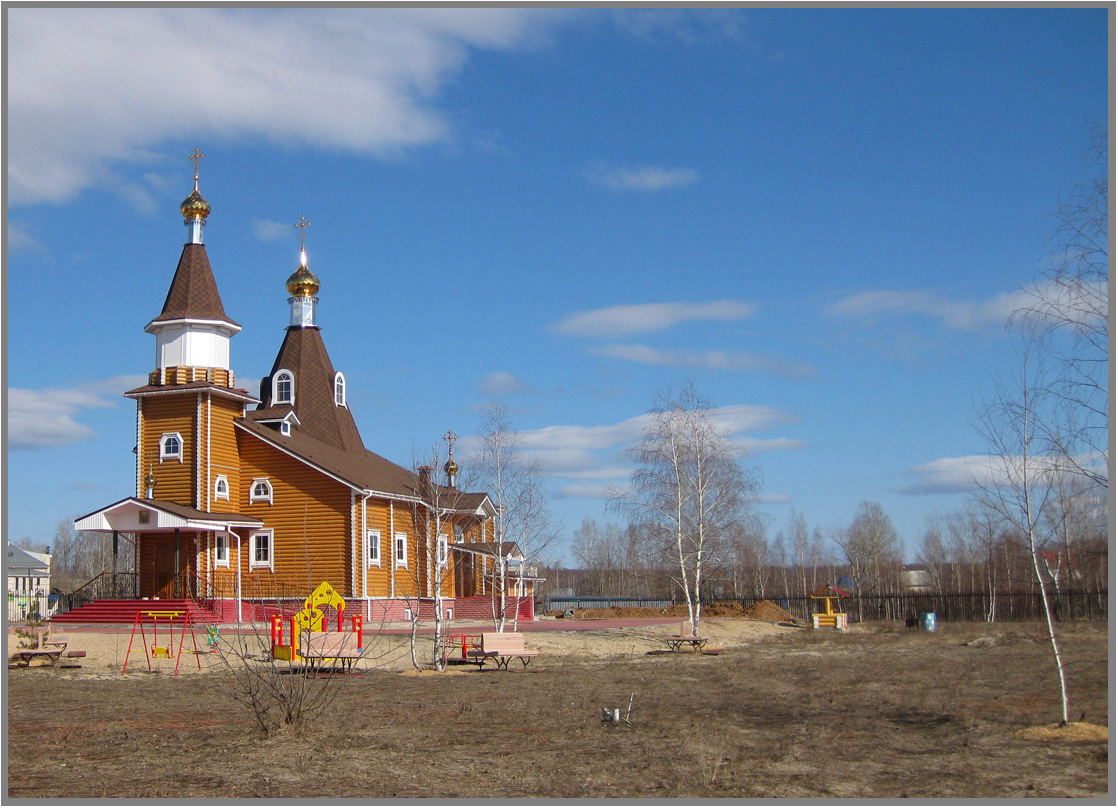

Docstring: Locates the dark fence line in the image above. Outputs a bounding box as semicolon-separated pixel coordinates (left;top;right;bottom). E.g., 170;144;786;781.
768;590;1108;623
544;591;1108;622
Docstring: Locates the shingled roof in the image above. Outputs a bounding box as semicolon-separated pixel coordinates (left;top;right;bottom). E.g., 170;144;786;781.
148;243;240;328
236;416;491;514
251;326;365;453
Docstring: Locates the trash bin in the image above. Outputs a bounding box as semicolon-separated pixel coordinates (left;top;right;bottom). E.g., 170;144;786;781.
921;612;936;632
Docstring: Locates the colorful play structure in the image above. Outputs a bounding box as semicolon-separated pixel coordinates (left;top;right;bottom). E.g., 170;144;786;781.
810;584;850;630
122;609;202;674
270;581;363;662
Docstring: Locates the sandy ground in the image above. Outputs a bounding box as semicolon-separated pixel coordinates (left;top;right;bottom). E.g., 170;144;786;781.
7;617;792;676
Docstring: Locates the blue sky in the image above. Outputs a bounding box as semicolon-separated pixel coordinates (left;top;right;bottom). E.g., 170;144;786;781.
5;7;1109;563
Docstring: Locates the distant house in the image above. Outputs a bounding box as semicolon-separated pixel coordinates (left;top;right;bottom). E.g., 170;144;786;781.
7;544;51;596
902;565;933;593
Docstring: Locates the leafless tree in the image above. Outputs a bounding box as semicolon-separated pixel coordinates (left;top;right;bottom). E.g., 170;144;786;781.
467;402;560;631
832;501;902;621
1014;126;1108;489
972;344;1071;725
610;383;761;636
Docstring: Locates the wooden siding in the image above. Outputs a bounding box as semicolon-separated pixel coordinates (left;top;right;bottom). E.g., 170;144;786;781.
139;394;199;507
236;432;355;598
205;395;243;513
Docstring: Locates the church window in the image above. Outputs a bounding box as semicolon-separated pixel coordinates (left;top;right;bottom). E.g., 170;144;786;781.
367;529;381;567
214;475;229;501
250;478;273;505
250;530;273;570
334;372;346;407
280;421;291;436
214;533;229;567
159;432;183;462
395;532;408;568
437;534;449;569
273;370;294;405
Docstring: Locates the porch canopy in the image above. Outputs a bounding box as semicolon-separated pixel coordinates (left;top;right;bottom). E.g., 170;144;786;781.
75;497;262;534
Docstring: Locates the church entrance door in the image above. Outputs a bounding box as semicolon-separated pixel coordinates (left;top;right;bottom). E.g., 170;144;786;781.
154;543;176;599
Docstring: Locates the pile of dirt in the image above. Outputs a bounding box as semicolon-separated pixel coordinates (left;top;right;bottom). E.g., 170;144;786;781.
741;599;799;623
551;602;754;620
1016;722;1108;742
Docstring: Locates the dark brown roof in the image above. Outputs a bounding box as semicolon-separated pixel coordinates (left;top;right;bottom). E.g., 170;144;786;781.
235;416;489;510
149;243;240;328
252;326;364;453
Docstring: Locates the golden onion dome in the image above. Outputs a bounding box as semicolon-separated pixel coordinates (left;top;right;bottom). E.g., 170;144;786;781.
286;257;320;297
180;188;211;220
443;457;459;476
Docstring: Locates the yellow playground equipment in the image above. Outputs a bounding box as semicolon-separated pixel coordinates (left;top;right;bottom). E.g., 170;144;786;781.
271;581;362;662
810;584;850;630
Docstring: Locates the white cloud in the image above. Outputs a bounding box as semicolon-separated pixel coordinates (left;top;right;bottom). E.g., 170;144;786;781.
7;8;571;206
7;224;42;254
477;371;534;396
554;481;616;500
591;343;816;377
552;300;756;338
610;8;744;44
252;219;293;242
7;376;144;450
582;162;700;192
825;289;1020;332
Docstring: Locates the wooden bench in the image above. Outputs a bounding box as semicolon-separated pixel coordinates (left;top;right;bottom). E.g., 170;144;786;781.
465;632;539;670
665;622;709;652
298;631;363;672
9;627;74;667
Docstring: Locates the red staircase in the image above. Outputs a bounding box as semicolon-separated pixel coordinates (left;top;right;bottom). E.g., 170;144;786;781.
51;599;221;625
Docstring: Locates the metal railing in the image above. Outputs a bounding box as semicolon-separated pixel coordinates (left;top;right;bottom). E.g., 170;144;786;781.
7;594;61;623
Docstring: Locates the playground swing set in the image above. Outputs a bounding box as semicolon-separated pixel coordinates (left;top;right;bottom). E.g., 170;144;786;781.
122;609;203;675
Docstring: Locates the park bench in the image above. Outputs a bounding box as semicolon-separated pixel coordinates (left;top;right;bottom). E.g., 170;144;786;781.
298;630;363;672
466;632;539;670
665;622;709;652
9;628;84;668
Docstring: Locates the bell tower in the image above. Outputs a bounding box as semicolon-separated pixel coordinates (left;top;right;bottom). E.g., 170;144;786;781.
144;149;242;387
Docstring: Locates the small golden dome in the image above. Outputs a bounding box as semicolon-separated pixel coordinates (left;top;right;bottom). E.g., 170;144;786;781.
180;188;211;220
286;258;320;297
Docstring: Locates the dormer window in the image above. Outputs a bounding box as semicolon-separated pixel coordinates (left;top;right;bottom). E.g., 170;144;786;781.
250;478;273;505
273;370;294;405
214;475;229;501
281;422;291;436
159;432;183;462
334;372;346;407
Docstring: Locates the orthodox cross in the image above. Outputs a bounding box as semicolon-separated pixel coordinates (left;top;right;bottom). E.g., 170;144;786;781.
444;429;457;457
188;148;204;182
294;216;312;249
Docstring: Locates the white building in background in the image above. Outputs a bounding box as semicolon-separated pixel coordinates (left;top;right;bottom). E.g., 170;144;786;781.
7;544;51;596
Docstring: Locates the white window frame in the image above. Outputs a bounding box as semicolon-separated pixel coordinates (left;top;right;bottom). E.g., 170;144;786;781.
437;534;449;570
159;432;184;462
250;530;273;571
280;421;292;436
214;475;230;502
214;533;229;567
273;370;294;405
250;478;273;505
334;372;347;407
394;532;408;568
367;529;381;568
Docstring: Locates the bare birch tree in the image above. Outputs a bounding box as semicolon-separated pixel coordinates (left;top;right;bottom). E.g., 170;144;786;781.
467;402;559;631
610;384;760;636
972;345;1071;725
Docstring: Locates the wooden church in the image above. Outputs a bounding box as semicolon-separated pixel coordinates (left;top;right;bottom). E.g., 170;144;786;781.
73;153;533;624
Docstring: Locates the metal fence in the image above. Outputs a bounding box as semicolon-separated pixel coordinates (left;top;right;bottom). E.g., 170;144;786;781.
545;591;1108;622
770;590;1108;623
7;595;62;623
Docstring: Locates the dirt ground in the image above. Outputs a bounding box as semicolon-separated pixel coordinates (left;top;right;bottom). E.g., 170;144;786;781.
6;619;1109;799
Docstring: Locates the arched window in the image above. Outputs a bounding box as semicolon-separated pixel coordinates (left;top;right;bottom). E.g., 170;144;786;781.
273;370;294;405
214;475;229;501
334;372;346;407
159;432;183;462
250;478;273;505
